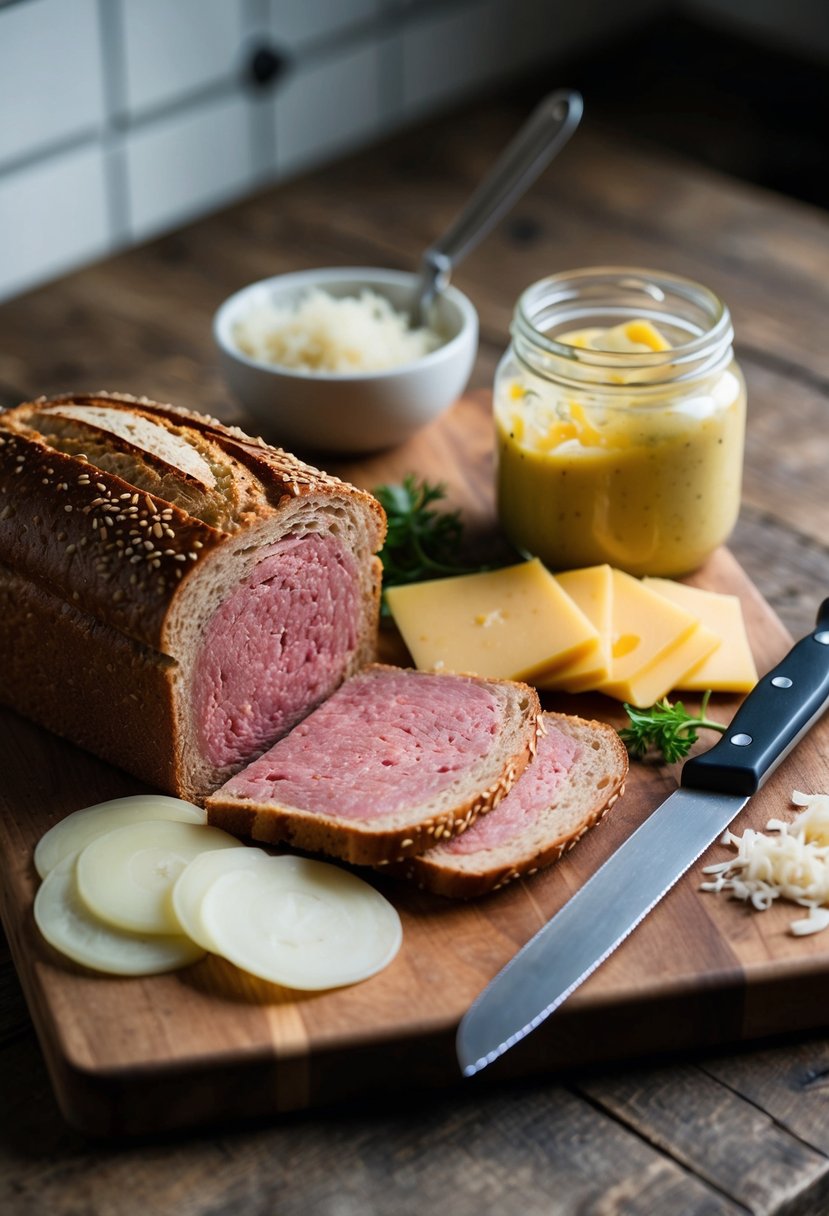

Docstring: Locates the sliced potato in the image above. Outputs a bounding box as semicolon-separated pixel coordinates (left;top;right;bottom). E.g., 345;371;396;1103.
172;846;273;952
77;820;243;936
200;855;402;990
34;852;204;976
34;795;206;879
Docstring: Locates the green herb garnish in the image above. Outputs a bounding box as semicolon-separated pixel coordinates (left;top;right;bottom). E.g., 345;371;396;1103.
372;475;488;613
619;690;726;763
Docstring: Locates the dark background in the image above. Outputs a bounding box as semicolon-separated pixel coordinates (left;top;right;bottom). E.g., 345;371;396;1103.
549;9;828;210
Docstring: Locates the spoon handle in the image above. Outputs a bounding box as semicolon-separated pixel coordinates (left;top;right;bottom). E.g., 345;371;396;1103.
415;88;583;323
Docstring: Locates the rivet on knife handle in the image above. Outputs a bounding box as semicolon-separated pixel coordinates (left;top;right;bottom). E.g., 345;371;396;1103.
683;597;829;797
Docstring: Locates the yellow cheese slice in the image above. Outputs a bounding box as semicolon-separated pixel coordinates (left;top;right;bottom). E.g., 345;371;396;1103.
536;565;612;691
597;569;720;707
643;578;758;692
384;558;600;681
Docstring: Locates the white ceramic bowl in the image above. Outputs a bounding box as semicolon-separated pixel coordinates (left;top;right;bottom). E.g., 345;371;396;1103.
213;267;479;454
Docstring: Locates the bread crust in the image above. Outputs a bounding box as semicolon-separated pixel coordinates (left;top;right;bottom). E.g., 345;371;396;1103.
206;754;527;867
400;712;628;898
0;562;181;793
0;393;386;799
0;393;385;650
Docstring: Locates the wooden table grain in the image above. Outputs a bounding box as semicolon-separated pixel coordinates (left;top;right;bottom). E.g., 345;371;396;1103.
2;94;829;1215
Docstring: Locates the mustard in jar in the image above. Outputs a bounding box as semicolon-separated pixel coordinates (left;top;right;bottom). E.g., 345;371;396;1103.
494;268;746;576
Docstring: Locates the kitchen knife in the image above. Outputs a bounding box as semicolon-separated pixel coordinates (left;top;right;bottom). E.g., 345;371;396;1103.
457;598;829;1078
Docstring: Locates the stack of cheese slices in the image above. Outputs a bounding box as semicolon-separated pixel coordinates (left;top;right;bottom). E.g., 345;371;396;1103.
33;795;403;985
385;560;758;708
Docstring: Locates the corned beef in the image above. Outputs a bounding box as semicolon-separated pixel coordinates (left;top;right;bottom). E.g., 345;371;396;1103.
193;533;360;770
444;724;579;854
206;665;542;865
404;712;628;897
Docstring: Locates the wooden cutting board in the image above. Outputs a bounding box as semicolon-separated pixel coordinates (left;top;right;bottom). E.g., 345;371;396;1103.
2;392;829;1138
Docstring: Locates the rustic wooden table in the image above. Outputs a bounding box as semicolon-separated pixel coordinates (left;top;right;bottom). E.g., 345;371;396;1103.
2;95;829;1215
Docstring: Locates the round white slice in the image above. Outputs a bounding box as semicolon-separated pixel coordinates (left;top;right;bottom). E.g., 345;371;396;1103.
200;855;402;990
35;795;206;879
77;820;244;936
172;847;273;951
34;853;205;975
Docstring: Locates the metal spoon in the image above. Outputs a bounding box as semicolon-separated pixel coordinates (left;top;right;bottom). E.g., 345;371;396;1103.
411;87;583;328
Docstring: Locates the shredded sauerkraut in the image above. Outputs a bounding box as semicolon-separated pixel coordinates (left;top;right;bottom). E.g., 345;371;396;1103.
233;288;441;373
701;791;829;936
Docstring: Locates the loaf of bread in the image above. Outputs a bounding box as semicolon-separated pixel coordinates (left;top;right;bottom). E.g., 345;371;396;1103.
205;665;542;865
400;712;628;897
0;393;386;801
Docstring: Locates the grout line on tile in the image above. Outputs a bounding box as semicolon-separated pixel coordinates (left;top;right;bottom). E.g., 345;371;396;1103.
0;130;103;180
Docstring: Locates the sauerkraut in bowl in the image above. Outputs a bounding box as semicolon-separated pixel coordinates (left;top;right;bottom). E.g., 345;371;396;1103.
232;286;442;375
214;267;478;454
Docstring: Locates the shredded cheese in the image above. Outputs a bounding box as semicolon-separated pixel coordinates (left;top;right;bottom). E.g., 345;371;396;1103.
701;791;829;936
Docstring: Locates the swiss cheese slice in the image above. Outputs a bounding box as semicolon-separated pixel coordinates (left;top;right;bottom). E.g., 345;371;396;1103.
536;565;613;691
77;820;244;936
34;794;206;879
384;558;600;681
200;855;402;990
597;569;720;707
172;847;273;952
35;852;204;975
643;578;758;692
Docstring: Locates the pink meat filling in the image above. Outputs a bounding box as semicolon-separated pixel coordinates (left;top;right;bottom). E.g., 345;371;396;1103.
221;669;502;820
445;725;579;854
194;533;360;769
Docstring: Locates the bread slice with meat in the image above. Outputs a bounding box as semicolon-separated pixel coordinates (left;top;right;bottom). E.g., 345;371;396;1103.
399;712;628;898
206;665;542;866
0;393;385;801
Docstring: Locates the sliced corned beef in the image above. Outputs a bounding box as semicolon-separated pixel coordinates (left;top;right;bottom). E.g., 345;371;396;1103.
206;665;541;866
403;712;628;897
193;533;360;769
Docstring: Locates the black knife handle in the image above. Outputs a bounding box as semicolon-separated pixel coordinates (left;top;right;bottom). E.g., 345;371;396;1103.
682;598;829;796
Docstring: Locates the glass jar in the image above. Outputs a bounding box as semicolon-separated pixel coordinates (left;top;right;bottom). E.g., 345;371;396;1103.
493;268;746;576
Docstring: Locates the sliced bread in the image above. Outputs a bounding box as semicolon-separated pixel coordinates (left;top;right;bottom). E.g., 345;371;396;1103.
205;665;542;866
400;712;628;898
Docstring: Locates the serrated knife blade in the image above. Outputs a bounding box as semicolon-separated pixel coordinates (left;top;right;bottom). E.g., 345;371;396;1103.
457;598;829;1078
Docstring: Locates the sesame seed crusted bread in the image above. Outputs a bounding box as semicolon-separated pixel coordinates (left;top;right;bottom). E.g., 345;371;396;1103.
0;393;386;800
205;665;543;866
400;712;628;898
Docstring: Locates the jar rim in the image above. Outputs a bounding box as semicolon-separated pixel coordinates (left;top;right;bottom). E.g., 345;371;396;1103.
514;267;733;374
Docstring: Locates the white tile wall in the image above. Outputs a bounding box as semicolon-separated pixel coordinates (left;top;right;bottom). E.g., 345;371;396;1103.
125;95;255;242
0;144;110;299
119;0;248;117
274;41;384;177
0;0;662;303
269;0;382;48
401;0;663;119
401;1;503;117
0;0;104;168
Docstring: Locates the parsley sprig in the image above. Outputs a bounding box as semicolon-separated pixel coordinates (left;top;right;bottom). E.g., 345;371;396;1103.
619;690;726;763
372;475;488;612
